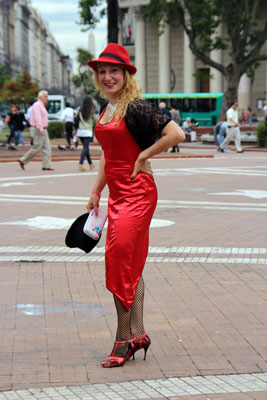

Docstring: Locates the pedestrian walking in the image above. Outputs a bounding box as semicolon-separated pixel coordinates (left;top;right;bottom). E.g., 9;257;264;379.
219;102;243;153
2;104;18;150
212;121;227;151
14;106;27;146
60;102;75;149
26;101;34;145
264;101;267;126
76;96;97;171
86;43;185;368
159;101;171;118
245;106;252;125
0;115;3;135
170;104;181;152
18;90;54;170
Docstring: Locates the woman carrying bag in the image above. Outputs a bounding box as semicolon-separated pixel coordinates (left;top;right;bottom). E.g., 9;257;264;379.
76;96;97;171
86;43;185;368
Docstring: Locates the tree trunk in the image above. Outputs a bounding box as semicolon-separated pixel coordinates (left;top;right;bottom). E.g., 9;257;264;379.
107;0;118;43
220;67;240;120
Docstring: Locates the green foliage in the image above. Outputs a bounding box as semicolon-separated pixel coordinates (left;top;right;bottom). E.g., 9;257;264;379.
47;121;65;139
71;48;96;95
77;0;118;42
77;0;106;31
254;122;267;148
0;71;39;105
147;0;267;60
0;64;11;89
193;70;211;81
72;74;83;88
146;0;267;111
245;62;260;80
76;47;94;66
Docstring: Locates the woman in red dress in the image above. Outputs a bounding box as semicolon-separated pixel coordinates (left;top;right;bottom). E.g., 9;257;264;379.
87;43;185;368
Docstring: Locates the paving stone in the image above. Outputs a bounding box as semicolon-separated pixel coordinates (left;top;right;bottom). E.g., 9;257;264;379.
0;156;267;400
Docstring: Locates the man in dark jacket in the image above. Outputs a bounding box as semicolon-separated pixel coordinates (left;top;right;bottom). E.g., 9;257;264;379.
2;104;18;150
14;106;27;145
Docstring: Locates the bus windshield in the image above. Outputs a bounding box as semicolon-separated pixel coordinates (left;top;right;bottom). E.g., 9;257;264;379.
47;100;63;114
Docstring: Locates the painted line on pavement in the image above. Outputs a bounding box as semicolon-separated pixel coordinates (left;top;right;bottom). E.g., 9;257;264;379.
1;245;267;254
153;166;267;177
1;255;266;264
1;198;266;212
0;194;267;212
0;171;98;182
0;246;266;264
0;372;267;399
1;165;267;182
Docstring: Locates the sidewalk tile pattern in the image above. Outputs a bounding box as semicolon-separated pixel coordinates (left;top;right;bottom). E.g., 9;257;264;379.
0;373;267;399
0;246;267;264
1;157;267;399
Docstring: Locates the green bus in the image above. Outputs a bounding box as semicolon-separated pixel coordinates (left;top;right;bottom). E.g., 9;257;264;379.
142;92;224;127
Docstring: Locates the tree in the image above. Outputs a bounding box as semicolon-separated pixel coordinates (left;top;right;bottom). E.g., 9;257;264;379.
71;48;104;105
77;0;118;43
72;48;95;95
77;0;104;30
0;70;39;105
146;0;267;114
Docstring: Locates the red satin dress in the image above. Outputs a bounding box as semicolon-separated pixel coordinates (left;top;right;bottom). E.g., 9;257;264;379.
94;114;158;310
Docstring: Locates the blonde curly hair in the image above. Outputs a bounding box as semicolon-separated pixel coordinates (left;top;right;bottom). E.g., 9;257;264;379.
93;65;142;124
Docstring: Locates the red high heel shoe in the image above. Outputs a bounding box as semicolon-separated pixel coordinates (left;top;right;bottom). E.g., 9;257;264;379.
132;333;151;360
101;340;136;368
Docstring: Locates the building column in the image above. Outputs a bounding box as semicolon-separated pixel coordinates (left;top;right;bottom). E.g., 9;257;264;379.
238;74;251;110
210;25;223;93
134;7;146;92
158;22;170;93
14;0;31;73
183;31;196;92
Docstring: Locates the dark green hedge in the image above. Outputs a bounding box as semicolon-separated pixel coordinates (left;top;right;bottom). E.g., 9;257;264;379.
47;121;65;139
255;122;267;147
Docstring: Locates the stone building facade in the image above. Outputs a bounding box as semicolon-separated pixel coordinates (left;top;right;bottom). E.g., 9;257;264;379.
0;0;71;94
118;0;267;116
0;0;17;76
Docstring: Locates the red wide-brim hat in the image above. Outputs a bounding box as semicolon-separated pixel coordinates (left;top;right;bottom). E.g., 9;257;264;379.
87;43;137;75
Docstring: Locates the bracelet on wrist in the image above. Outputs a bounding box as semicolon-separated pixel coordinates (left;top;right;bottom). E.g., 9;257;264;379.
92;190;101;199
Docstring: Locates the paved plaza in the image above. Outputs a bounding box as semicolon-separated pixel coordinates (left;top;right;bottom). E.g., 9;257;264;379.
0;148;267;399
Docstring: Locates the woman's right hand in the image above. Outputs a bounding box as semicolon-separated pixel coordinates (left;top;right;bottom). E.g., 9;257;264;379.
86;193;100;216
130;154;153;180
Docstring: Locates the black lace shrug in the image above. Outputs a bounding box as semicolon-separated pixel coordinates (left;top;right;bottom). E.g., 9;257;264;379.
100;98;171;150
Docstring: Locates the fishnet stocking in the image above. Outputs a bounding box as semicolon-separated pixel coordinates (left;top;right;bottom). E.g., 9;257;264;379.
114;295;131;341
105;277;145;361
130;276;145;339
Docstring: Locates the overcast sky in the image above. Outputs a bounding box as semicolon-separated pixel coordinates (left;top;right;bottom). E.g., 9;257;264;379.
30;0;107;73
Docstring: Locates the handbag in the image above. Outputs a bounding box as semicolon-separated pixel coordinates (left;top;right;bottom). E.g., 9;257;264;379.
73;110;80;129
83;208;108;240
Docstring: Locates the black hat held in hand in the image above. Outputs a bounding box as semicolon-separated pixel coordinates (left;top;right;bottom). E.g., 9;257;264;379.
65;213;101;253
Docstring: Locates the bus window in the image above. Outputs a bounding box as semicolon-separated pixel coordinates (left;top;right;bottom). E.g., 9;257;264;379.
197;98;211;112
182;98;196;112
170;99;182;110
211;98;216;111
147;98;158;107
142;97;158;107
